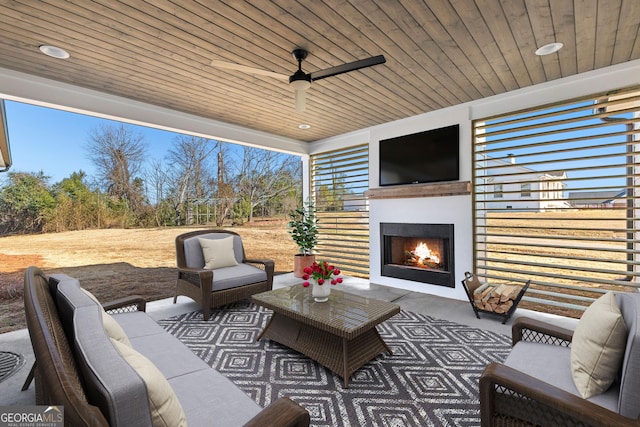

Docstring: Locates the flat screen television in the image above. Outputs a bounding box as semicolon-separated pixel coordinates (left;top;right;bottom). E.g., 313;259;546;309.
379;124;459;186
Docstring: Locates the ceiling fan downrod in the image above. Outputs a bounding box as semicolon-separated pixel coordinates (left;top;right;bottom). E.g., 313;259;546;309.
289;49;311;85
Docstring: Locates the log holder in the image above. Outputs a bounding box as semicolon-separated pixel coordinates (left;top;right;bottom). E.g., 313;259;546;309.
461;272;530;324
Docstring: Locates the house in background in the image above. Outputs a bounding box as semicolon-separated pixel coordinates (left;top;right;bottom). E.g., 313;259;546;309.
568;189;627;208
482;155;570;212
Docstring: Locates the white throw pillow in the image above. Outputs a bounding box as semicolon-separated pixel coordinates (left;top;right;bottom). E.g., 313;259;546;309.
571;292;628;398
82;288;131;346
198;236;239;269
111;339;187;427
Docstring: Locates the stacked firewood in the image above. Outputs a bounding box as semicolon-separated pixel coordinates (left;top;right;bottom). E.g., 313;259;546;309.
473;283;522;314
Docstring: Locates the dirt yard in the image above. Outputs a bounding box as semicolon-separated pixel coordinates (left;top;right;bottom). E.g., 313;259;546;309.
3;212;631;333
0;224;298;334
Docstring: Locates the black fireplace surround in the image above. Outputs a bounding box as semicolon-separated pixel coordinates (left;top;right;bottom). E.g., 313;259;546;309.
380;222;455;287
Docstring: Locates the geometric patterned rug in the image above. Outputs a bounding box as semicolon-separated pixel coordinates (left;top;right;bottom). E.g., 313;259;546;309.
158;300;511;427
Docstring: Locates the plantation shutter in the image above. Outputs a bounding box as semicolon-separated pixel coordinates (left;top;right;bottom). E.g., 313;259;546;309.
473;86;640;315
311;144;370;277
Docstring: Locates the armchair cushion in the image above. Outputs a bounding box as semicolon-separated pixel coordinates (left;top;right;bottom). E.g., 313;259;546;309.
183;233;243;269
210;264;268;291
505;341;619;412
481;292;640;425
616;292;640;418
199;236;239;269
571;292;627;398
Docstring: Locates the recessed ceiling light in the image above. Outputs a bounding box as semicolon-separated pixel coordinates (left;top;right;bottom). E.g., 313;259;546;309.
535;42;563;56
298;124;311;129
39;45;70;59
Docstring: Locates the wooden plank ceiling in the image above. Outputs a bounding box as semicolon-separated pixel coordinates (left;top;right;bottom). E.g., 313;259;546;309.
0;0;638;142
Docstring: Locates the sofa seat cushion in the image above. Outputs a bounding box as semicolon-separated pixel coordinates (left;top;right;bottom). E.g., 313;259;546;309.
115;310;262;426
168;369;262;426
505;341;619;412
111;339;187;427
211;264;267;291
129;333;210;379
113;311;167;339
114;311;210;378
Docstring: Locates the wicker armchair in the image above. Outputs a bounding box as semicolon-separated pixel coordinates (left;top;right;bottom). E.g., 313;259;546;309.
175;229;274;320
479;292;640;426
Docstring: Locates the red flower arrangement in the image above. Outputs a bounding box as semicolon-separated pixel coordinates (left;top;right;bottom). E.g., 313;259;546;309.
302;261;343;287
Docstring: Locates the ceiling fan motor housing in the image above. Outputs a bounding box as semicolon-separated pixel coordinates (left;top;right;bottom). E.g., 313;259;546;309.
289;48;311;88
289;69;311;86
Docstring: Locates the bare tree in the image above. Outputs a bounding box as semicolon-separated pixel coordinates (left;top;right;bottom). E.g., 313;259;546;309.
145;158;168;205
86;124;147;214
144;158;174;226
165;135;218;224
235;146;301;222
213;146;235;226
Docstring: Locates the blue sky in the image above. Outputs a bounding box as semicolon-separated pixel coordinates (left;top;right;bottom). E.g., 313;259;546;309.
4;100;202;184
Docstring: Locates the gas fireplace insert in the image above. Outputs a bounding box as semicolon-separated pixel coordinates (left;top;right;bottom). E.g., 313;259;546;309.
380;222;455;287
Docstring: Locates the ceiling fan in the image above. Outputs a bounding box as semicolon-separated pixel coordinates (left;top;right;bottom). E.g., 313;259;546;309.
211;49;386;112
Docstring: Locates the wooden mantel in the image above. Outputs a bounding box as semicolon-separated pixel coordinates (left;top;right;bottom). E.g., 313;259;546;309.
365;181;471;199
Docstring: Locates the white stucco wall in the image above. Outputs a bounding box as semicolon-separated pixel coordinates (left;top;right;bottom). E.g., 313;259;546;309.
366;105;473;300
370;195;472;300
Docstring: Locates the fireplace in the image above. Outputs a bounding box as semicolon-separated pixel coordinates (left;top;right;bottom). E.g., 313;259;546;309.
380;223;455;287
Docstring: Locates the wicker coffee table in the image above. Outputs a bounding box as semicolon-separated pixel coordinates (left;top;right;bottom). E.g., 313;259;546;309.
252;285;400;387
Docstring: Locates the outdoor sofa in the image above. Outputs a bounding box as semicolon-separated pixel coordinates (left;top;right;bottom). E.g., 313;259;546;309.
23;266;310;427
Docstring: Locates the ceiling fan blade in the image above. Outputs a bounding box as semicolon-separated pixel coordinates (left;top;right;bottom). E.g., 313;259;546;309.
210;59;289;80
309;55;386;81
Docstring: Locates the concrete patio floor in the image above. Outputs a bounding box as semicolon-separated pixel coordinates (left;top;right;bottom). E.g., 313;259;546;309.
0;273;578;407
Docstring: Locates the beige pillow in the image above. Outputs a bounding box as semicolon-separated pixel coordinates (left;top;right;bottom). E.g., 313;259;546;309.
102;312;132;346
571;292;628;398
111;339;187;427
198;236;239;269
82;288;131;346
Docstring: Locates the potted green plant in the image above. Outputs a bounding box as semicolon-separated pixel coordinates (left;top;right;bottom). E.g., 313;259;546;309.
288;200;318;277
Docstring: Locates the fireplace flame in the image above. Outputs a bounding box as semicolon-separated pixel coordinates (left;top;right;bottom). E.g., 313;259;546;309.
414;242;440;265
